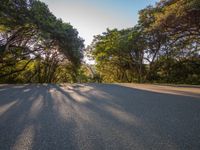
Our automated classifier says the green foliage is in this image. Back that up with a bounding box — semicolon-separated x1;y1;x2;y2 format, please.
89;0;200;84
90;28;145;83
1;0;199;84
0;0;84;83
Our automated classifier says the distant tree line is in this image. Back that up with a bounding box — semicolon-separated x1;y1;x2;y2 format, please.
89;0;200;84
0;0;84;83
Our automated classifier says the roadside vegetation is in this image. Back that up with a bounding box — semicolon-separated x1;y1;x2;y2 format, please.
88;0;200;84
0;0;84;83
0;0;200;84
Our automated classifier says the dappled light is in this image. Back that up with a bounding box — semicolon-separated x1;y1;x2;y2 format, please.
0;84;200;150
68;91;90;103
12;125;35;150
104;105;142;126
0;101;17;116
29;95;44;118
0;0;200;149
23;89;31;92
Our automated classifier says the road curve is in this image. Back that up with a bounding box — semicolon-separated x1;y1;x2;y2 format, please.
0;84;200;150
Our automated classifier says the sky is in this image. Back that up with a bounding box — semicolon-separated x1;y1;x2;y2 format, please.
41;0;158;46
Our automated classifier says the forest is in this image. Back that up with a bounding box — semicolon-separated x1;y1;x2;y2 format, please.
0;0;200;84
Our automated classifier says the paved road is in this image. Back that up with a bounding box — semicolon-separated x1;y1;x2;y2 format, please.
0;84;200;150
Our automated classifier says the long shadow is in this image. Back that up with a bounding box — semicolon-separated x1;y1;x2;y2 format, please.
0;84;200;150
0;84;44;150
51;85;113;149
57;83;200;150
31;84;79;150
0;84;80;150
0;84;31;106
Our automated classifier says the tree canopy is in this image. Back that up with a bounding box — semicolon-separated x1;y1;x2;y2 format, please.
90;0;200;84
0;0;84;83
1;0;199;84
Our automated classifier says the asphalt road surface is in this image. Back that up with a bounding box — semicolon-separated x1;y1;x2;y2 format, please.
0;83;200;150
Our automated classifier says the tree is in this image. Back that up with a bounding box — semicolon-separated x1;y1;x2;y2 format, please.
0;0;84;83
89;0;200;84
90;28;146;83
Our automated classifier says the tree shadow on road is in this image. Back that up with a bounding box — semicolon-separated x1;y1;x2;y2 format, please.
0;84;45;149
55;83;200;150
0;83;200;150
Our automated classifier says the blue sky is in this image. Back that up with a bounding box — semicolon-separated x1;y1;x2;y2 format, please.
41;0;158;46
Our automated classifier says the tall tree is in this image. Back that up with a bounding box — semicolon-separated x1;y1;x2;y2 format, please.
0;0;84;83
